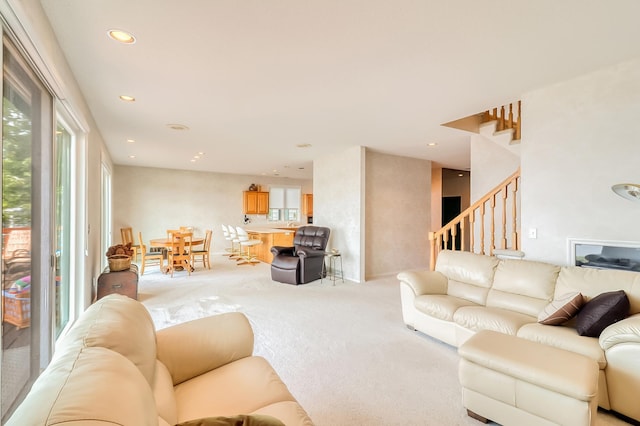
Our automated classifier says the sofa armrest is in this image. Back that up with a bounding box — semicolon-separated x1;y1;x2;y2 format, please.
156;312;254;385
296;247;325;258
397;269;448;296
599;313;640;350
270;246;294;256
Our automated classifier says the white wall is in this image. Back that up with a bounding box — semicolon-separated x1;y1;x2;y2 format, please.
113;166;311;254
521;58;640;264
314;146;365;283
470;135;520;201
365;151;431;278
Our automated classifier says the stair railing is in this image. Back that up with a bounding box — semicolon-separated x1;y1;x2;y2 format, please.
428;168;521;270
483;101;521;140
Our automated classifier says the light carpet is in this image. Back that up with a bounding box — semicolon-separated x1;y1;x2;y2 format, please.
137;255;631;426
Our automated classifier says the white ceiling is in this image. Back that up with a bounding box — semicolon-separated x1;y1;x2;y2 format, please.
40;0;640;180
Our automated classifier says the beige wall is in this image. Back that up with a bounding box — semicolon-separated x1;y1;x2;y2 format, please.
365;151;431;278
113;166;311;254
314;146;365;282
521;57;640;264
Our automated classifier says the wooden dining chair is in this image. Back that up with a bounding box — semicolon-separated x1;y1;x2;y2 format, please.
120;227;141;262
137;232;163;275
191;229;212;270
166;231;193;277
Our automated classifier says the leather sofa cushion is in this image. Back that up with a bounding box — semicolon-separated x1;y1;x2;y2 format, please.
436;250;498;305
55;293;157;384
7;347;157;425
486;259;559;317
414;294;478;321
154;360;178;425
556;266;640;315
453;306;536;335
174;356;299;422
517;323;606;368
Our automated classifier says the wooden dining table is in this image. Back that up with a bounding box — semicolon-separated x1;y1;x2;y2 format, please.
149;236;205;249
149;236;205;274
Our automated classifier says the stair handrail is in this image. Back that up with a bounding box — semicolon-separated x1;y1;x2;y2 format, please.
429;168;521;270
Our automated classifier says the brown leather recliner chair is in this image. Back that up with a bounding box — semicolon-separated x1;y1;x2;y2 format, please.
270;226;330;285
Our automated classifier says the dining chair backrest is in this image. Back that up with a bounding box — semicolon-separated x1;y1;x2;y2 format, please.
203;229;213;250
166;229;181;239
121;227;134;245
137;231;163;275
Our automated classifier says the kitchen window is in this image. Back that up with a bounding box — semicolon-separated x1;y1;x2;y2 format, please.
268;186;300;222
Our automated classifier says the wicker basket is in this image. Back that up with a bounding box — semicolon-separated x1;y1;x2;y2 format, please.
108;255;132;272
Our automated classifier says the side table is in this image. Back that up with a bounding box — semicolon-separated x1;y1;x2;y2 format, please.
321;252;344;285
97;264;139;300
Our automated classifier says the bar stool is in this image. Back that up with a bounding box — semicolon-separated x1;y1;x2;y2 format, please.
235;227;261;266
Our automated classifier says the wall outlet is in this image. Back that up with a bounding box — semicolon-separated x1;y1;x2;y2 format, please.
528;228;537;239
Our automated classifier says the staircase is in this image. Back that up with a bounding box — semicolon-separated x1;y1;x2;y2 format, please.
430;102;523;271
429;168;521;270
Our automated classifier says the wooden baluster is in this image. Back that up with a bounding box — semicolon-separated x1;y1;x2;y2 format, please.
469;211;475;253
490;195;496;255
508;103;514;129
460;218;466;251
429;232;436;271
451;224;458;251
501;186;508;249
498;106;505;131
511;177;519;250
515;101;522;140
480;204;486;255
492;107;498;122
443;231;450;252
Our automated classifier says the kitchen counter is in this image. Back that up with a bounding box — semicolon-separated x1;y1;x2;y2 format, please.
244;227;297;263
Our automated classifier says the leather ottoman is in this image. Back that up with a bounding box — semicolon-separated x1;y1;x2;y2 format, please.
458;330;599;426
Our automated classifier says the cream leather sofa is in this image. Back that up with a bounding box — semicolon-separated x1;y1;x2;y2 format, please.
7;294;313;426
398;250;640;423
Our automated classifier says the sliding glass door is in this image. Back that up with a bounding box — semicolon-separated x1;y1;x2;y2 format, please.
1;37;53;421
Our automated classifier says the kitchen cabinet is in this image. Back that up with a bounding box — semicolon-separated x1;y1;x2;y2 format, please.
303;193;313;216
243;191;269;214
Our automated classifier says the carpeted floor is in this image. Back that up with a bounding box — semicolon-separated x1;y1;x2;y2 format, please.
138;255;632;426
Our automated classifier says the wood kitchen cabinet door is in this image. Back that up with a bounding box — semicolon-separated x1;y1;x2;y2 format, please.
243;191;269;214
303;194;313;216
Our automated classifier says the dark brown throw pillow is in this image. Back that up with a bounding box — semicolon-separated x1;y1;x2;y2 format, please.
176;415;285;426
575;290;630;337
538;292;584;325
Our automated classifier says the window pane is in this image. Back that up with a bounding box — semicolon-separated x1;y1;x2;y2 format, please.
54;122;71;337
2;46;34;420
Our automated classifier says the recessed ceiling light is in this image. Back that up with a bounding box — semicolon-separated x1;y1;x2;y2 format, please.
458;173;464;177
190;159;196;163
126;139;135;143
108;29;136;44
296;143;312;148
193;155;200;159
167;123;189;131
428;142;438;147
119;95;135;102
129;155;136;159
198;152;205;155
